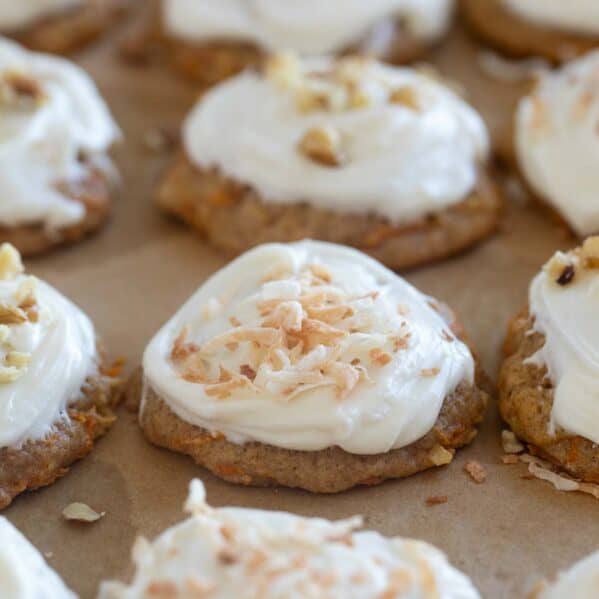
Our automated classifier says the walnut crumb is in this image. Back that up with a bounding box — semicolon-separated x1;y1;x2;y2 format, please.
425;495;448;506
581;236;599;268
298;125;346;167
429;445;454;466
464;461;487;483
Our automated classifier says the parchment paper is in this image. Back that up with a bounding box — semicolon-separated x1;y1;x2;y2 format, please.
4;12;598;599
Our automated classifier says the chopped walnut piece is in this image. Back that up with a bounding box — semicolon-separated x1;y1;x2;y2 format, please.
429;445;454;466
240;364;257;381
389;86;420;110
580;236;599;268
369;348;392;367
544;252;574;284
464;461;487;483
0;244;24;281
298;124;346;168
0;304;27;325
501;430;525;454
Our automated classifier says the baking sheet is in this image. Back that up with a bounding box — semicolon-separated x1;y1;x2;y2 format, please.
4;11;598;599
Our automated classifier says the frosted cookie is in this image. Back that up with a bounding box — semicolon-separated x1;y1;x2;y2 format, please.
2;0;129;54
158;54;500;270
513;50;599;237
533;551;599;599
461;0;599;63
0;38;120;257
0;244;121;510
136;240;489;493
500;238;599;484
158;0;455;85
0;516;76;598
99;479;481;599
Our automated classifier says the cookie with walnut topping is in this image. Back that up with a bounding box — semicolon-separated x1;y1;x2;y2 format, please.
158;53;501;271
148;0;454;86
461;0;599;63
137;240;488;493
0;38;120;257
499;237;599;485
4;0;130;54
0;244;122;510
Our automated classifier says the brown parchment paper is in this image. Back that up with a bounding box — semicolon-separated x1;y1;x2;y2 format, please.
3;11;598;599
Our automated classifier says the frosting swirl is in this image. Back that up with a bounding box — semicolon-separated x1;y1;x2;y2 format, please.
538;551;599;599
0;0;82;31
528;238;599;446
0;244;98;448
99;479;481;599
516;50;599;236
0;516;76;599
163;0;454;54
0;37;119;231
183;55;489;225
501;0;599;36
143;240;475;455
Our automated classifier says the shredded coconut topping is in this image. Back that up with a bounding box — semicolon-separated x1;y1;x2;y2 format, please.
171;262;411;402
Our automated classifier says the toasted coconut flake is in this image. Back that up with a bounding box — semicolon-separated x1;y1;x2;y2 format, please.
62;503;105;523
501;430;525;454
429;445;454;466
369;348;392;367
421;367;440;378
262;301;304;333
0;303;27;325
425;495;448;506
389;86;420;110
0;366;22;384
464;461;487;483
201;327;282;354
580;236;599;268
0;244;24;281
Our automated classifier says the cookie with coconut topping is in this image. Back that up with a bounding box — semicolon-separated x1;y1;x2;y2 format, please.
0;516;76;598
153;0;454;85
0;38;120;256
136;240;488;493
158;54;501;270
0;243;121;509
461;0;599;63
511;50;599;237
1;0;130;54
532;550;599;599
499;237;599;485
99;478;481;599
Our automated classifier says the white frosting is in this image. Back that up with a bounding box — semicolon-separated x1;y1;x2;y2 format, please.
501;0;599;36
0;0;82;31
99;479;480;599
163;0;454;53
0;516;77;599
184;57;489;225
142;241;475;455
0;37;119;231
529;252;599;446
0;254;98;448
516;51;599;237
540;551;599;599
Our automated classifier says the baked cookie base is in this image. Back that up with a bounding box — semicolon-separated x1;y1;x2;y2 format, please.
136;377;487;494
461;0;599;63
0;161;115;257
157;158;502;271
11;0;130;54
500;310;599;483
0;369;122;510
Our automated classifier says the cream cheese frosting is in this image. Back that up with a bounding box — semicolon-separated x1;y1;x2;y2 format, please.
515;50;599;236
528;239;599;446
0;37;119;231
183;55;489;225
0;0;83;32
99;478;481;599
501;0;599;36
538;551;599;599
162;0;454;53
0;516;77;599
0;244;98;448
142;240;475;455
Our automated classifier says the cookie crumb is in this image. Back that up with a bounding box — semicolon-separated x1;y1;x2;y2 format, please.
62;503;105;523
464;461;487;483
501;430;525;454
298;125;346;167
429;445;454;466
425;495;448;506
501;454;520;465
